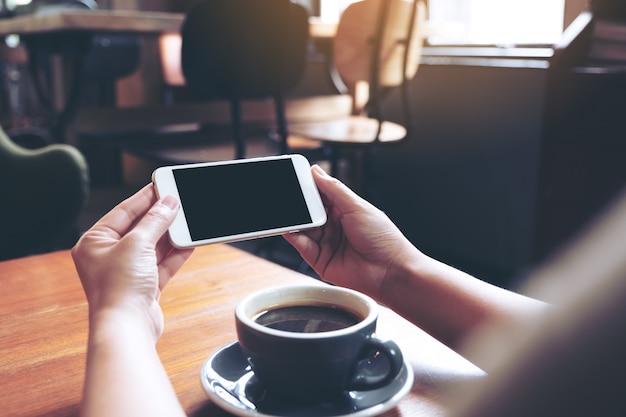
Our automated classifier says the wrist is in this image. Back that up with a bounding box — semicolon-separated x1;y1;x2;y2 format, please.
88;304;162;346
378;246;427;306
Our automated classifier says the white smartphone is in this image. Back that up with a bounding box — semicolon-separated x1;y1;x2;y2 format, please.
152;154;327;248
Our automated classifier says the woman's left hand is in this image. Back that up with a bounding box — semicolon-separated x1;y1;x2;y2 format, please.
72;184;194;340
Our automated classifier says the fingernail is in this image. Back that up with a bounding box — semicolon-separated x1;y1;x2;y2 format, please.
312;164;328;176
161;195;179;210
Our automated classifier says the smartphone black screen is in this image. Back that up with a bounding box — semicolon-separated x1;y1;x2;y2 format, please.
173;159;313;241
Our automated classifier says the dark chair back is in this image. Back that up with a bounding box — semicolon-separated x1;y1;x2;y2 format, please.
180;0;309;158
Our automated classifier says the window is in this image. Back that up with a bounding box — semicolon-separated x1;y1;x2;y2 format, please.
427;0;566;46
318;0;565;46
318;0;359;22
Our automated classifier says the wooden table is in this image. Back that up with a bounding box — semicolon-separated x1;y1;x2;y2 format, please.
0;9;334;39
0;244;484;417
0;9;183;35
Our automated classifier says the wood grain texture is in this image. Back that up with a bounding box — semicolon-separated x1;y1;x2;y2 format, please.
0;10;334;38
0;10;183;36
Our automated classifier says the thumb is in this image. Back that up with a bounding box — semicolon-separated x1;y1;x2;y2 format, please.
312;164;366;213
131;195;179;245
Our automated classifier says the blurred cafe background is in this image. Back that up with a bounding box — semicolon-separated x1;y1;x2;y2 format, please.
1;0;625;291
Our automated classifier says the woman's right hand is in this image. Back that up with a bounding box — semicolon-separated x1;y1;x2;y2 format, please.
284;165;422;300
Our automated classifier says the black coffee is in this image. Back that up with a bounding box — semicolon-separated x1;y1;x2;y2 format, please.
255;304;361;333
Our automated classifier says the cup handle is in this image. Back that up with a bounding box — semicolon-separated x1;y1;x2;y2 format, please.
346;337;404;391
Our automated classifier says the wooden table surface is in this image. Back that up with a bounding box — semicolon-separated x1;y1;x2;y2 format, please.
0;9;335;38
0;244;484;417
0;9;184;36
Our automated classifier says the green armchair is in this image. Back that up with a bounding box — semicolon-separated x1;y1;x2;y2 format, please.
0;126;89;260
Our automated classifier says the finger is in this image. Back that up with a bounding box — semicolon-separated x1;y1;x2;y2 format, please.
284;195;342;257
283;231;315;253
88;184;156;240
154;227;188;266
311;165;366;215
129;195;180;247
157;247;195;290
283;232;320;268
155;232;175;263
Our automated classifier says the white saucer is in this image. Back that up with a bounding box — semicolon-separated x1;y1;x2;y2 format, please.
200;341;414;417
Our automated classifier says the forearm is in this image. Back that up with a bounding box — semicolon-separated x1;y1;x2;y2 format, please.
380;250;550;350
81;311;186;417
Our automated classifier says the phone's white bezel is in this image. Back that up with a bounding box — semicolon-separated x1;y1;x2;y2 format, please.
152;154;327;248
